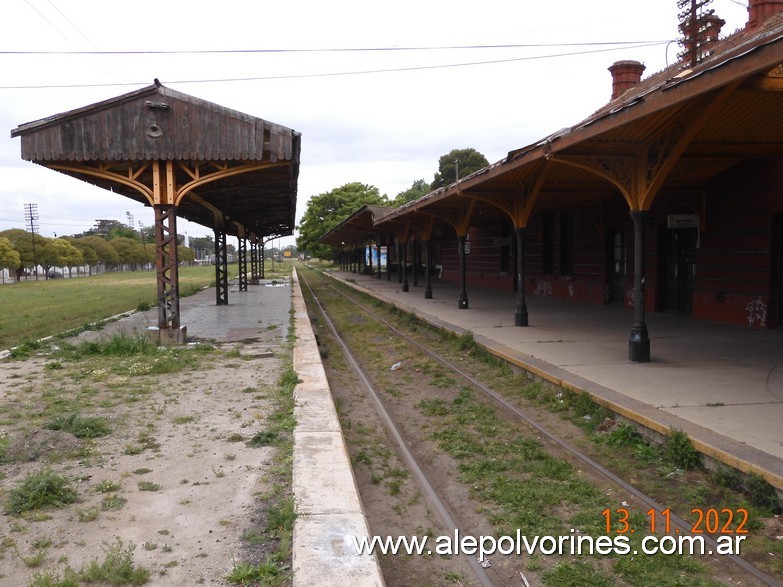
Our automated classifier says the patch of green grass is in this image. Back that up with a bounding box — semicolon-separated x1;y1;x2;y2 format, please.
172;415;195;425
665;428;703;470
80;540;150;585
542;561;615;586
5;469;78;514
246;430;277;447
101;495;127;511
226;561;283;585
95;480;121;493
137;481;161;492
46;413;111;439
28;567;80;587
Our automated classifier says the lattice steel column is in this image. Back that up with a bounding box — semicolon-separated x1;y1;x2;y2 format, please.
250;241;259;285
154;204;181;332
238;237;248;292
215;227;228;305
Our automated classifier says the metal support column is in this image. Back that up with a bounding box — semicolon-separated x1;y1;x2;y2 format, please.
402;241;409;292
368;241;373;276
215;227;228;306
514;227;528;326
238;237;248;292
629;210;650;362
154;204;182;337
376;239;382;279
397;241;402;284
250;240;259;285
424;239;433;299
412;239;419;287
458;235;469;309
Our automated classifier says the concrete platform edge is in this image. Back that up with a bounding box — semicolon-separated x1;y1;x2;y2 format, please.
330;272;783;492
290;269;385;587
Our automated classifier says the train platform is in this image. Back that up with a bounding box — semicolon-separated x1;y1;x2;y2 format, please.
326;269;783;493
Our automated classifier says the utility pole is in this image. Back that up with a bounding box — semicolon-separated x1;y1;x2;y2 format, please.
677;0;715;67
24;203;39;281
126;211;134;230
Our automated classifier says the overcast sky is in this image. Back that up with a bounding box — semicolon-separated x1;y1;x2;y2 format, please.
1;0;749;247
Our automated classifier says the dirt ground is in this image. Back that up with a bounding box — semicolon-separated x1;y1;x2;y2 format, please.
0;328;287;586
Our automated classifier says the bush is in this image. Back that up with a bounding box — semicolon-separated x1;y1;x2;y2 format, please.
46;414;111;439
6;469;78;514
746;472;781;513
665;429;702;471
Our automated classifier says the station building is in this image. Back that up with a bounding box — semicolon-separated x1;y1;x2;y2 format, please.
321;0;783;362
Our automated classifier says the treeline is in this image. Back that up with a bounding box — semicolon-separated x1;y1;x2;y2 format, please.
0;227;199;281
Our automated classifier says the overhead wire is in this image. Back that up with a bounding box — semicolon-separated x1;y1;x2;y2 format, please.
0;40;669;89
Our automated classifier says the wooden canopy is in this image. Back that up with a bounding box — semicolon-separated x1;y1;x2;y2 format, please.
377;13;783;233
318;205;394;246
11;81;300;240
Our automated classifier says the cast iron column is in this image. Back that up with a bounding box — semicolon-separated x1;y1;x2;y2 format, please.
424;239;433;299
401;241;409;292
238;237;248;292
629;210;650;362
514;226;528;326
215;227;228;306
397;242;403;284
412;239;419;287
458;235;469;309
377;239;383;279
154;204;180;332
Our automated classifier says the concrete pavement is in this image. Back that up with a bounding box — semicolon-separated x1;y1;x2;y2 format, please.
328;269;783;492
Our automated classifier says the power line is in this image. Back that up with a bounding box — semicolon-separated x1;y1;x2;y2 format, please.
0;40;673;55
0;41;669;90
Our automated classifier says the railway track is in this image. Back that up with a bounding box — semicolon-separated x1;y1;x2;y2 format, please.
298;266;782;587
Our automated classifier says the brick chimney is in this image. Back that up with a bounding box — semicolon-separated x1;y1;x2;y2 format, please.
702;14;726;57
608;60;646;100
747;0;783;30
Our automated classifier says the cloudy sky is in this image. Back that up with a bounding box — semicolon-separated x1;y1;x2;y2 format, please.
0;0;749;247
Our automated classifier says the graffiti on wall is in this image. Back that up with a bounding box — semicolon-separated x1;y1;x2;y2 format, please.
745;296;767;328
534;280;552;296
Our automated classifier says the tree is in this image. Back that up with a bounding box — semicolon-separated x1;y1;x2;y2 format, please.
109;237;146;269
389;179;431;207
40;239;84;277
65;237;99;276
430;148;489;190
0;237;21;280
0;228;50;280
178;245;195;264
80;236;119;269
296;182;387;260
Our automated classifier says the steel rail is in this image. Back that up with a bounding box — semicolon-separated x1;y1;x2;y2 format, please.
299;271;496;587
312;269;782;587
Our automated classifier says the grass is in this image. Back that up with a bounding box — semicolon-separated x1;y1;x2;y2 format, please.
0;264;232;351
300;266;783;585
80;540;150;585
45;413;111;439
5;469;78;514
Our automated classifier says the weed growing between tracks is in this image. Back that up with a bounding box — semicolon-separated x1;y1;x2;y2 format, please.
299;266;782;586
